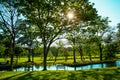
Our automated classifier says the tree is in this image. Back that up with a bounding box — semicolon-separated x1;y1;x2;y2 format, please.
18;0;68;70
52;41;64;62
55;41;69;62
0;0;22;70
18;0;98;70
116;23;120;52
50;47;58;63
91;16;110;61
65;0;98;64
116;23;120;42
112;23;120;54
17;22;39;62
15;46;24;64
77;40;84;61
104;43;117;60
66;29;78;63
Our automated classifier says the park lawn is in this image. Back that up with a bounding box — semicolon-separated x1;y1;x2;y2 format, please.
0;56;100;64
0;56;116;68
0;67;120;80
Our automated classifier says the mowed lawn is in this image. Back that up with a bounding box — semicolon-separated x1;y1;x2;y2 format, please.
0;67;120;80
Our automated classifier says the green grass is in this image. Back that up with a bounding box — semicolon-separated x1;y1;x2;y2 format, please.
0;56;117;67
0;67;120;80
0;56;120;80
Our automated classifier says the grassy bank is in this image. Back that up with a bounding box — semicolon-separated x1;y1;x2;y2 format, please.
0;67;120;80
0;56;115;65
0;56;117;70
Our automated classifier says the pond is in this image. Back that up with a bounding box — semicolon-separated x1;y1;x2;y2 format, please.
12;60;120;72
1;60;120;72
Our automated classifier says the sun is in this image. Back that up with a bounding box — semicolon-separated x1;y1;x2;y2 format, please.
67;12;74;19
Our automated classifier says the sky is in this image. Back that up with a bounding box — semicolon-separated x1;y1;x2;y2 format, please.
89;0;120;26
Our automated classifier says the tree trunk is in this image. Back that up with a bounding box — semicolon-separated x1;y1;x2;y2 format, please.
54;49;58;63
16;55;19;64
80;52;83;61
32;49;34;62
80;54;83;61
43;48;47;70
54;55;57;62
10;53;14;70
28;49;31;62
78;46;83;61
43;42;47;70
43;42;51;71
87;45;92;61
64;52;68;62
73;37;76;64
73;48;76;64
10;36;15;71
99;43;102;61
89;53;92;61
74;66;76;71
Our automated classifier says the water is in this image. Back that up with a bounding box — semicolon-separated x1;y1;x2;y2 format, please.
12;60;120;72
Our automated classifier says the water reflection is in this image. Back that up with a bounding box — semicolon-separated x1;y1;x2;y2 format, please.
9;60;120;72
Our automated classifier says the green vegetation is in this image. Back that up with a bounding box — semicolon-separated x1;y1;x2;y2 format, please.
0;0;120;79
0;55;117;69
0;67;120;80
0;0;120;73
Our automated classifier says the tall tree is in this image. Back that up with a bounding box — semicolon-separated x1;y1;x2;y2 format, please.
96;17;110;61
76;35;84;61
0;0;21;70
65;0;98;64
18;0;98;70
89;16;110;61
18;0;68;70
116;23;120;41
17;22;39;62
114;23;120;54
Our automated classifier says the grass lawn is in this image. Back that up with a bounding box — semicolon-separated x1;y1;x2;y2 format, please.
0;67;120;80
0;56;107;65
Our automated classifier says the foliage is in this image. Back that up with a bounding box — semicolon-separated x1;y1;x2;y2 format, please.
50;47;58;57
104;43;117;60
0;0;23;69
34;47;43;57
0;44;6;57
0;0;119;71
15;46;24;57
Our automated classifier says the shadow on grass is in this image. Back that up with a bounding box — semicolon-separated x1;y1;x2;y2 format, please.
0;72;28;80
1;67;120;80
